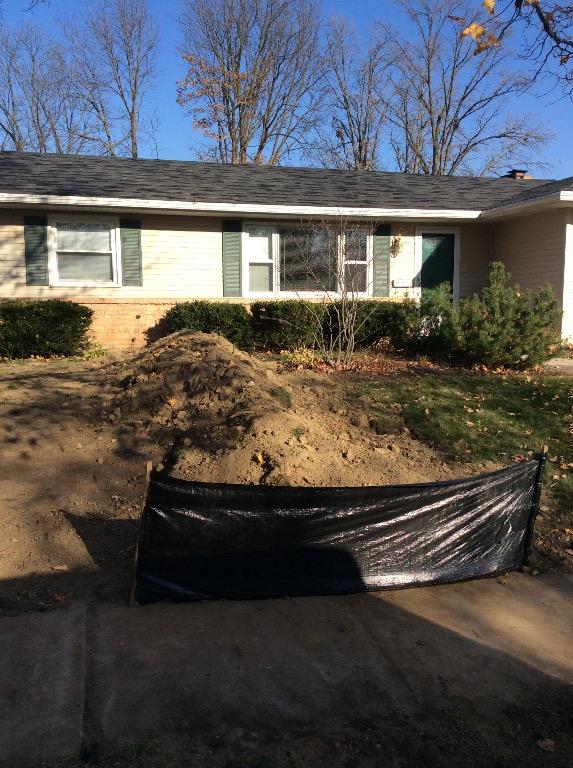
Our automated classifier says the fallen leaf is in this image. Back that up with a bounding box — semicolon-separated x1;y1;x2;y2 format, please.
465;420;475;427
536;738;555;753
53;592;72;603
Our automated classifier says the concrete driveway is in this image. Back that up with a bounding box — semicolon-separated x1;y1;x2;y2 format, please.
1;571;572;768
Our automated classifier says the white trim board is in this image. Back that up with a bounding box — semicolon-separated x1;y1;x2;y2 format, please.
0;188;570;222
414;226;461;302
0;191;482;221
562;211;573;341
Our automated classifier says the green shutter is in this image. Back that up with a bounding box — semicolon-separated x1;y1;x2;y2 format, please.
222;219;242;297
372;223;391;297
24;216;48;286
120;219;143;287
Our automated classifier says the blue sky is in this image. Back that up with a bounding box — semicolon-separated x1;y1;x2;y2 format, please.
3;0;571;177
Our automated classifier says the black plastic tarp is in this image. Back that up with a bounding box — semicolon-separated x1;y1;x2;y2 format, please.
133;457;545;604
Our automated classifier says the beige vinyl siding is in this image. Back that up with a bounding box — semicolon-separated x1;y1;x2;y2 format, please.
491;209;567;307
2;213;489;302
0;211;26;300
458;223;491;297
0;212;223;299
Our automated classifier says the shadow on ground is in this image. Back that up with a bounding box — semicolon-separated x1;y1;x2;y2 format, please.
0;569;571;768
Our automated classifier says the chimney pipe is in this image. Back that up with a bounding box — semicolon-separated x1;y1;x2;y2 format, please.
504;169;533;180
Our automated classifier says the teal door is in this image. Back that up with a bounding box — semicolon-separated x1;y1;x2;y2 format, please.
421;233;455;291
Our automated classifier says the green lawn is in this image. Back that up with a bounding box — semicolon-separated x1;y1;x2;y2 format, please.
358;370;573;521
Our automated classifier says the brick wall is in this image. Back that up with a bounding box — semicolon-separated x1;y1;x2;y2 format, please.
75;297;257;351
75;299;179;351
76;296;410;352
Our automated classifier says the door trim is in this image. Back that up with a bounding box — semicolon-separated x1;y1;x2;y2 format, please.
414;226;460;302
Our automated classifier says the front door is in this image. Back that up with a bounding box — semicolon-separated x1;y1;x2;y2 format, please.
420;233;455;292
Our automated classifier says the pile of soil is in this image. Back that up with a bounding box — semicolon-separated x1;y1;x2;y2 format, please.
112;331;485;487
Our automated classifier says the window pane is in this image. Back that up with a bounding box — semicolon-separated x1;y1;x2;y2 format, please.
247;226;272;261
345;228;369;262
344;263;367;293
279;227;336;292
249;263;273;292
57;222;111;252
57;252;113;281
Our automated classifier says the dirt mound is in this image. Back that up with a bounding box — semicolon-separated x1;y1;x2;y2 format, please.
113;331;483;487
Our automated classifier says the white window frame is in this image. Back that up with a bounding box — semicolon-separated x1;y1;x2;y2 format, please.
48;214;122;288
414;226;460;302
339;228;373;298
242;223;277;298
242;222;373;299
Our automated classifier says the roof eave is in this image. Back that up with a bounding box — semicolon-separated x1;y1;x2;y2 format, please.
480;191;573;221
0;192;482;220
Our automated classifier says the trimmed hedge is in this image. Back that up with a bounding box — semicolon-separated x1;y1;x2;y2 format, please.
160;266;560;370
163;301;253;350
251;300;325;350
162;299;420;353
251;300;419;352
329;299;419;350
0;299;93;358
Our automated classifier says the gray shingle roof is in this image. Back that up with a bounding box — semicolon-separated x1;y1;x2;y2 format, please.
492;175;573;208
0;151;567;212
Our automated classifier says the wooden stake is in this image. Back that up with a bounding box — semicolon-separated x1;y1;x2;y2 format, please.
129;460;153;606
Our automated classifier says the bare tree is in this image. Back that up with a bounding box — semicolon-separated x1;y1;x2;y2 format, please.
62;0;158;158
270;218;378;366
385;0;550;175
62;21;120;156
178;0;322;164
0;0;158;157
0;25;92;153
306;18;391;170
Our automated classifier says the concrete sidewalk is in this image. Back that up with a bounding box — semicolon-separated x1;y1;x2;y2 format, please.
1;572;572;767
545;356;573;374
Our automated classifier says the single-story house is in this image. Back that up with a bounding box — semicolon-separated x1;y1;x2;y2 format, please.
0;152;572;349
